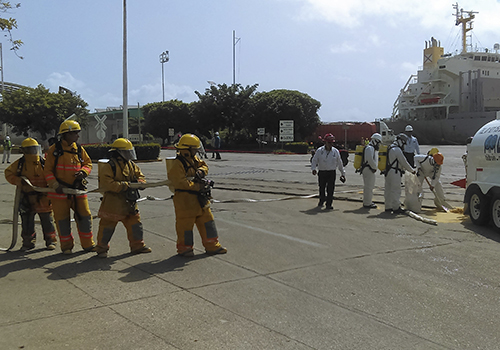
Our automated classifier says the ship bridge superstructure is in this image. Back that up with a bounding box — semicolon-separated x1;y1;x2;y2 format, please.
390;3;500;122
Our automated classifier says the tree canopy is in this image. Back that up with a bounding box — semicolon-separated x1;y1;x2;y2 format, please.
0;2;22;57
142;99;194;145
250;90;321;140
0;84;89;140
142;84;321;146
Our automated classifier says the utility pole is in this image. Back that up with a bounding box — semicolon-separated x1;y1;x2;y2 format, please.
232;30;240;85
122;0;129;138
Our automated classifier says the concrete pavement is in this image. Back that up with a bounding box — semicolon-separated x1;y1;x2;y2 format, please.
1;147;500;349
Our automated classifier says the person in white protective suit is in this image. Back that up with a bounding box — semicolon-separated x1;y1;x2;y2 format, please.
414;149;446;208
361;133;382;209
384;133;416;214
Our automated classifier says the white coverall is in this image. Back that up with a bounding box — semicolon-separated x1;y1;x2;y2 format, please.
414;154;445;204
361;144;378;206
384;144;415;211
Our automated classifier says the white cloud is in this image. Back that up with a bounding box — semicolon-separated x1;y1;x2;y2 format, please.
330;42;360;54
46;72;87;93
296;0;500;33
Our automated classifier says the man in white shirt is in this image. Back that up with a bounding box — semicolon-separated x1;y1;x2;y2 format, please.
311;133;346;210
403;125;420;167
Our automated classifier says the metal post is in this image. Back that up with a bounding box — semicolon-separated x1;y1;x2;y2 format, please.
122;0;128;139
137;102;142;143
159;50;169;102
232;30;240;85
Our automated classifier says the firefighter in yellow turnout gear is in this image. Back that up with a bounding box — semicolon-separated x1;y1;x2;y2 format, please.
5;138;57;251
95;138;152;258
44;120;96;254
168;134;227;257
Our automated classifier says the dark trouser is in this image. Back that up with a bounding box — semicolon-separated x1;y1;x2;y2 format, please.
318;170;336;207
212;150;221;159
403;152;415;167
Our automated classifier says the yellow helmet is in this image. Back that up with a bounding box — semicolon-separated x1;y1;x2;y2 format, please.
58;120;81;135
175;134;200;150
110;138;134;151
109;138;136;161
21;137;39;148
20;137;41;155
428;147;439;156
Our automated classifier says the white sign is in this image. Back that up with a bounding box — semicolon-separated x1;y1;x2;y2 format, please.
280;120;294;128
168;128;175;137
279;134;294;142
94;115;107;142
280;128;293;135
257;128;265;135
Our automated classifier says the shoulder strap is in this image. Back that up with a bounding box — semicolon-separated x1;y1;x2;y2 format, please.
176;154;193;174
16;156;25;176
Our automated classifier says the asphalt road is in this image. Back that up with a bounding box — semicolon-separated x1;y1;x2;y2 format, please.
1;146;500;350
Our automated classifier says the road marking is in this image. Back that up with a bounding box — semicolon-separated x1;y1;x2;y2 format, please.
217;218;323;248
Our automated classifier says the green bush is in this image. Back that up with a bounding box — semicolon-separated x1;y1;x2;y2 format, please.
283;142;309;154
84;143;161;161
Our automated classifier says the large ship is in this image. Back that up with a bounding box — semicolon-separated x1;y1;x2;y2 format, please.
382;3;500;145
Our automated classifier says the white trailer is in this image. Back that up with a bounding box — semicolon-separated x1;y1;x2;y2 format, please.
464;114;500;230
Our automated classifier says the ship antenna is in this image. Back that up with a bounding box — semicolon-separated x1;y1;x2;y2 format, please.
453;3;478;54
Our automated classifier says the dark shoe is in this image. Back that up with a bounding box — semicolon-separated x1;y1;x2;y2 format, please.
317;201;324;208
393;208;406;214
20;244;35;251
83;245;97;253
131;246;152;254
206;247;227;255
325;206;333;210
363;203;377;209
178;249;194;257
385;209;393;213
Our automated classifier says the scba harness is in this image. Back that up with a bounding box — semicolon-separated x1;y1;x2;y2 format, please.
52;141;87;190
174;154;214;208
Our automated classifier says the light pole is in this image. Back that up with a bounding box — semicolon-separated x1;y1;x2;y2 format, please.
232;30;240;85
123;0;128;139
159;50;169;102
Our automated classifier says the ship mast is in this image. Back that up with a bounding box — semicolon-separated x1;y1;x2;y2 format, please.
453;3;478;54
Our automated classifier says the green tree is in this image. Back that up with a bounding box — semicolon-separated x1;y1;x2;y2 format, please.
192;83;258;143
0;84;89;139
250;90;321;140
0;2;22;57
142;100;193;145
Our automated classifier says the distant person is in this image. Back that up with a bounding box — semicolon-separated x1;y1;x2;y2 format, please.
403;125;420;167
212;131;221;159
384;133;416;214
2;135;12;163
360;133;382;209
311;133;346;210
4;138;57;251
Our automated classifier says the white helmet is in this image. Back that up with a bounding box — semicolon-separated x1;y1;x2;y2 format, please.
405;125;413;132
396;133;408;148
5;136;10;140
370;133;382;143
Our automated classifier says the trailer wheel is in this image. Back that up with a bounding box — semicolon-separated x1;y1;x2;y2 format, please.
469;187;489;226
491;195;500;231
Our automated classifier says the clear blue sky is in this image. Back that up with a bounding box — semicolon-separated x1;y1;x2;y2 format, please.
4;0;500;123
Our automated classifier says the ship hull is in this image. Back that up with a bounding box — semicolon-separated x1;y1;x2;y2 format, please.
384;112;499;145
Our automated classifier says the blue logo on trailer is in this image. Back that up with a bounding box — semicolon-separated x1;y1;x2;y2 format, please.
484;134;498;152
